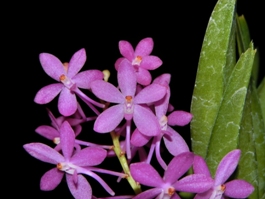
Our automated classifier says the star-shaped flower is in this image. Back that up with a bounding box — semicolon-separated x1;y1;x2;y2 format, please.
24;121;115;199
34;48;104;116
130;152;214;199
91;59;166;158
115;37;162;85
193;149;254;199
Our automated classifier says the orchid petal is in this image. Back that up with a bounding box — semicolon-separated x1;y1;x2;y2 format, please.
140;56;162;70
118;59;136;96
58;87;77;116
60;121;75;161
133;188;162;199
214;149;241;186
94;105;124;133
39;53;65;81
118;40;134;61
66;174;92;199
193;155;211;177
164;152;194;183
34;83;63;104
135;37;154;56
23;143;64;164
40;168;64;191
174;174;214;193
153;74;171;85
133;105;160;136
71;147;107;166
67;48;86;78
130;162;164;187
91;80;123;103
72;70;103;89
114;57;125;70
163;127;190;156
224;179;254;198
135;67;152;86
35;125;59;140
134;84;166;104
167;111;193;126
131;128;151;147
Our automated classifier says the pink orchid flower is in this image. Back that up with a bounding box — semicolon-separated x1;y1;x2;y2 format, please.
34;48;104;116
91;59;166;158
193;149;254;199
24;121;115;199
115;37;162;85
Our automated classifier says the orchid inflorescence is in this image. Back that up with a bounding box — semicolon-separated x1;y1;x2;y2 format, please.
24;37;254;199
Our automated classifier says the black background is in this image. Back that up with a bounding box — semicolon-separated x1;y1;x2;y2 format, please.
14;1;264;198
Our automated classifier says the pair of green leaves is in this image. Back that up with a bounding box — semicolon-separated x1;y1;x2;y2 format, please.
190;0;265;198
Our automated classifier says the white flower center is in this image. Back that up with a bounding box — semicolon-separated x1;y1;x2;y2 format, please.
132;55;142;66
209;184;226;199
124;96;134;114
159;115;168;130
59;74;76;91
57;162;76;175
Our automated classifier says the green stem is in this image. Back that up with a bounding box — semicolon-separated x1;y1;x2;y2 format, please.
110;131;141;194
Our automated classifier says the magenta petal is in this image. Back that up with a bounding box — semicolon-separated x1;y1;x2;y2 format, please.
67;48;86;78
72;70;103;89
134;37;154;56
193;155;211;177
167;111;193;126
71;147;107;166
91;80;123;103
164;152;194;183
174;174;214;193
163;127;190;156
60;121;75;160
133;188;162;199
140;56;162;70
119;40;134;60
35;125;59;140
133;105;160;136
39;53;65;81
134;83;166;104
114;57;124;70
135;67;152;86
94;105;124;133
225;179;254;198
58;87;77;116
23;143;64;164
118;59;136;96
131;128;151;147
40;168;64;191
153;73;171;85
130;162;164;187
34;83;63;104
194;190;213;199
214;149;241;186
66;174;92;199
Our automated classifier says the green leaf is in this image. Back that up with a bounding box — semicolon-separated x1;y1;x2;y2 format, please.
258;77;265;126
191;0;237;158
251;82;265;197
236;15;260;86
236;84;259;199
236;15;251;55
206;47;256;175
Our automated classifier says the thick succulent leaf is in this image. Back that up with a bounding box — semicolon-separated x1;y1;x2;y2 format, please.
206;47;256;175
236;85;259;199
190;0;237;158
250;83;265;197
258;77;265;127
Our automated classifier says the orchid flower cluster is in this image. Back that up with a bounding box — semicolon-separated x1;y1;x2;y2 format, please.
24;0;265;198
24;37;254;199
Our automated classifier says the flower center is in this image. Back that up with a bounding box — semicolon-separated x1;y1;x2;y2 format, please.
53;137;60;144
210;184;226;199
63;62;69;73
159;115;168;130
132;55;142;66
124;96;134;116
167;187;175;196
57;162;76;174
59;74;76;90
